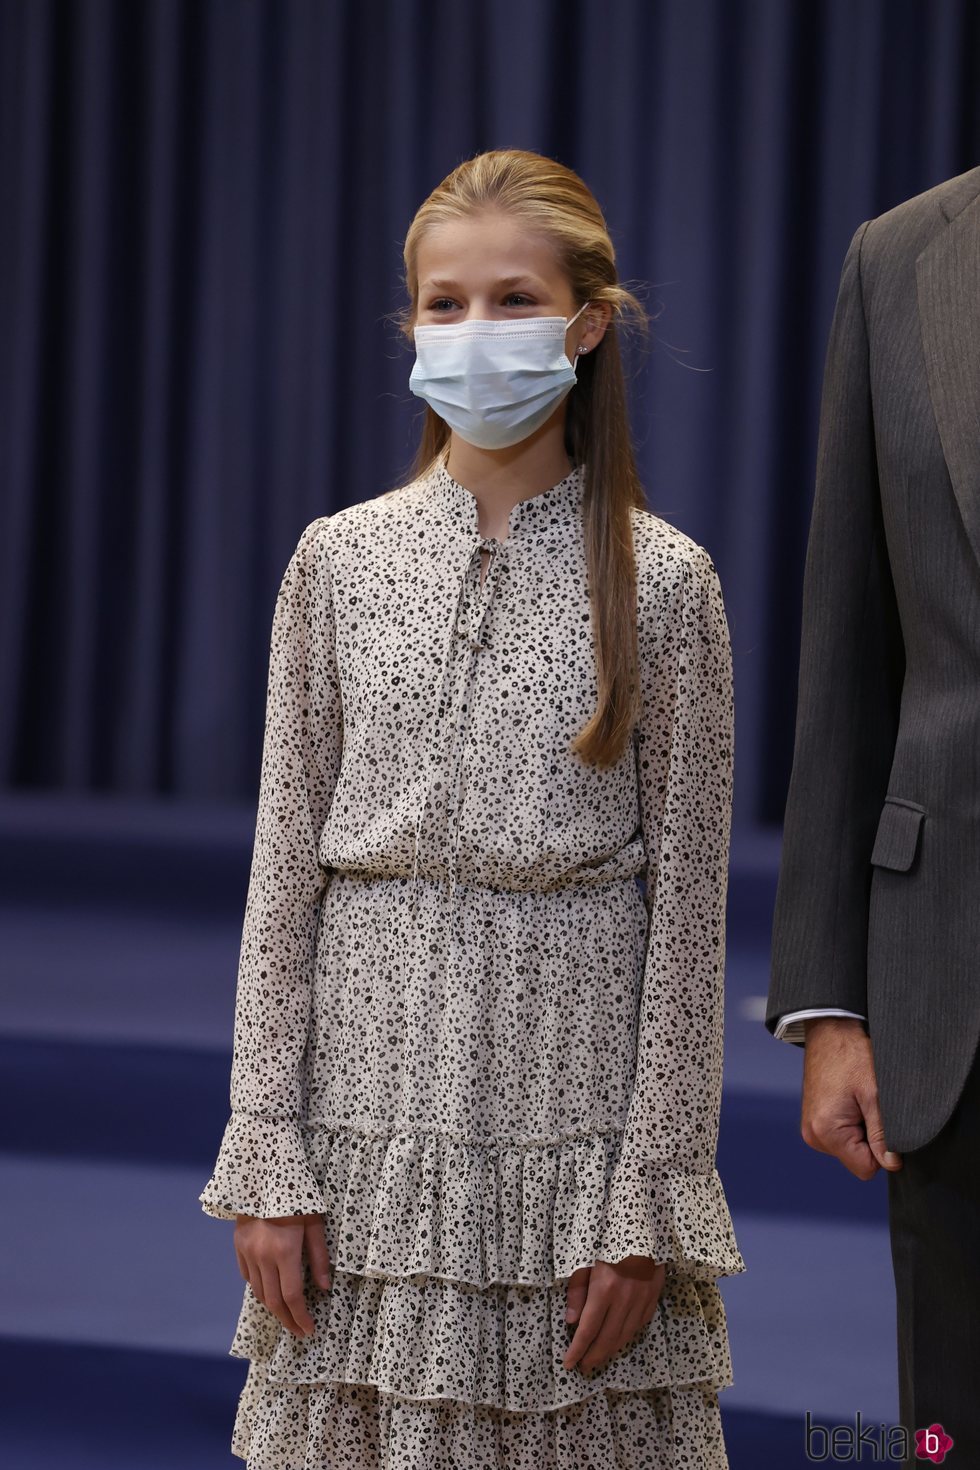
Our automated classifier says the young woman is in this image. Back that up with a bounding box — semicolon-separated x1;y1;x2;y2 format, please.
199;147;746;1470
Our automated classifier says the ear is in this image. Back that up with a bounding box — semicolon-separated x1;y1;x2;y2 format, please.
581;301;613;350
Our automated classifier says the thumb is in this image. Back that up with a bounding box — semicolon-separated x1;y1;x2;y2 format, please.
305;1219;333;1288
564;1267;590;1323
863;1097;903;1171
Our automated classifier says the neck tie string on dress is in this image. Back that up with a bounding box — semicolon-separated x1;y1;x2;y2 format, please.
410;537;501;933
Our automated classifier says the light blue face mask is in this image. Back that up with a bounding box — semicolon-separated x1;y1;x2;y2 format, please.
408;300;592;450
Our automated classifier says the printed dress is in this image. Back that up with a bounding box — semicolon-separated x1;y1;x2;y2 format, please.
198;448;747;1469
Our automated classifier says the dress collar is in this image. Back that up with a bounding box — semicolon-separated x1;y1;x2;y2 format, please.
427;447;587;540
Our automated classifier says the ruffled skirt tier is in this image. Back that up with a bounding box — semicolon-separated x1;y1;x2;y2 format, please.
231;1259;732;1404
301;1125;746;1288
225;1123;740;1468
231;1371;728;1470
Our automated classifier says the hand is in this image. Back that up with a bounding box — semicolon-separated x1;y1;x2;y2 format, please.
233;1212;333;1339
562;1255;665;1374
801;1016;903;1180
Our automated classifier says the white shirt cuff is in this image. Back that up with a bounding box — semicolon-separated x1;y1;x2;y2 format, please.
773;1007;868;1044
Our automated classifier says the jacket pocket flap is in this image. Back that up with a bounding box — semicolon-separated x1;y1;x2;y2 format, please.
870;799;925;871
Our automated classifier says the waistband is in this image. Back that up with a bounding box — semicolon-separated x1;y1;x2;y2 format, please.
323;866;645;901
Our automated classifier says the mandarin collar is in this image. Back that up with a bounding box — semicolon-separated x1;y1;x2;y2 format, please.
427;450;587;541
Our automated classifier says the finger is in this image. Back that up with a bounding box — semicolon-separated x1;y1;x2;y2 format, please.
861;1094;904;1171
564;1288;588;1324
612;1293;651;1356
277;1252;316;1337
824;1105;888;1180
234;1241;252;1286
253;1257;272;1313
803;1106;880;1179
577;1295;632;1372
800;1100;839;1157
305;1219;333;1289
836;1133;883;1181
637;1267;664;1329
257;1257;309;1339
562;1287;612;1372
582;1292;650;1372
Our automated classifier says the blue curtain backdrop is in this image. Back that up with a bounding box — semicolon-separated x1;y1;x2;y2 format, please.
1;0;978;827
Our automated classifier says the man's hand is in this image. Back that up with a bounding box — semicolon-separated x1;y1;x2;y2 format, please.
233;1213;333;1339
801;1016;903;1179
562;1256;665;1374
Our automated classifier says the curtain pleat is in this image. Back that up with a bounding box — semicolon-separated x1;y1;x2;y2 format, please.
0;0;977;818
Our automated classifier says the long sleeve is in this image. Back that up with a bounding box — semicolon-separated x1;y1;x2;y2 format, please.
773;1006;868;1045
597;545;745;1282
199;516;343;1221
766;218;905;1035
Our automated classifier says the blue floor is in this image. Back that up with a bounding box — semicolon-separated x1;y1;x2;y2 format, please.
0;793;904;1467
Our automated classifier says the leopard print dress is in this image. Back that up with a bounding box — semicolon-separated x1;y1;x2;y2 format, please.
198;446;747;1469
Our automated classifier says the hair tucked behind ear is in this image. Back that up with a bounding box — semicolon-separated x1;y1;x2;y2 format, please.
390;148;652;770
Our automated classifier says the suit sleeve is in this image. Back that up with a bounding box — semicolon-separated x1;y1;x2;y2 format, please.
199;516;343;1220
766;218;906;1039
597;545;746;1282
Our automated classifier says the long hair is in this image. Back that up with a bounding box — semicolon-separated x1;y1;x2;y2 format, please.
391;149;652;769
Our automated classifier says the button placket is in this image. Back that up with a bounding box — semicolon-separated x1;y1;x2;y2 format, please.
409;534;509;927
445;539;505;924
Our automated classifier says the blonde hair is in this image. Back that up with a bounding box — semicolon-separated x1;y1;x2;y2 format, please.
392;148;652;769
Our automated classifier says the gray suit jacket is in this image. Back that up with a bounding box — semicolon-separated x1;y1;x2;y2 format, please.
766;163;980;1154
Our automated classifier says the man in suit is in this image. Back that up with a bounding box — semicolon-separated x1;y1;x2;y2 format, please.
766;163;980;1467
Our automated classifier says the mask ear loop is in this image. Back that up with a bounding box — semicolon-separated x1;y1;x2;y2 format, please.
572;300;592;377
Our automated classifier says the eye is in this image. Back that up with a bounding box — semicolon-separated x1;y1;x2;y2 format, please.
424;292;537;313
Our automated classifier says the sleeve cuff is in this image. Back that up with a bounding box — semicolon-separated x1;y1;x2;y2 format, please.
773;1008;868;1044
198;1111;327;1221
596;1161;747;1281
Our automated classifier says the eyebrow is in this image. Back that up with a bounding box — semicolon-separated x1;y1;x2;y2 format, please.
421;274;547;292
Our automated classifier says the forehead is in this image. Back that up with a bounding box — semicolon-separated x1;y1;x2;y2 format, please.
417;213;563;290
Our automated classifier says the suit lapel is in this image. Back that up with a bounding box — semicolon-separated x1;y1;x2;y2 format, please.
916;179;980;578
